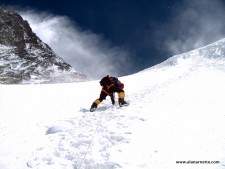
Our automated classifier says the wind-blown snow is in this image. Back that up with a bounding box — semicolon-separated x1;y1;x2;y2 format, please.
1;39;225;168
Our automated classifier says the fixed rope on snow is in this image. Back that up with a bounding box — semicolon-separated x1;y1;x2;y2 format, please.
78;111;104;169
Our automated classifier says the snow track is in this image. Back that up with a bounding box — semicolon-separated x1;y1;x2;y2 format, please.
26;103;144;169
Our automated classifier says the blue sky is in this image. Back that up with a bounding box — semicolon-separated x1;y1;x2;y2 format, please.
1;0;225;78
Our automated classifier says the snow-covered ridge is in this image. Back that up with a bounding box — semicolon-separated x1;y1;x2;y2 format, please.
142;38;225;73
0;7;87;84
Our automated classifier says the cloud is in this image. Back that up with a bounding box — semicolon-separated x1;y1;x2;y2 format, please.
19;9;132;79
154;0;225;56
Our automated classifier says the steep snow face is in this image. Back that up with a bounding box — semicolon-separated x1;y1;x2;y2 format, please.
0;39;225;169
148;38;225;70
0;8;87;84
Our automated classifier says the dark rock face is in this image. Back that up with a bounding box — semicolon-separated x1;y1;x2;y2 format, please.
0;8;87;84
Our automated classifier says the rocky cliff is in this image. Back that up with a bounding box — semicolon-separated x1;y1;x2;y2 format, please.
0;7;87;84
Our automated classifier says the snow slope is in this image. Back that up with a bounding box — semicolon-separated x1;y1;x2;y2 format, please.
1;41;225;168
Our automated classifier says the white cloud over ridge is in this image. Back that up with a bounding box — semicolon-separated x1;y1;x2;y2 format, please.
20;10;132;80
154;0;225;56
